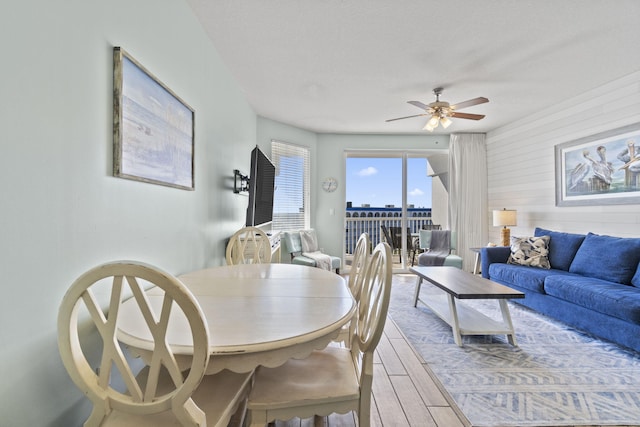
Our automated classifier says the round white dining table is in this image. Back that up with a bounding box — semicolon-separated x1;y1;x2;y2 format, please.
117;263;355;374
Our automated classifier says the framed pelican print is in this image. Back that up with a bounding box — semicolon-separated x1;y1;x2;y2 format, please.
555;123;640;206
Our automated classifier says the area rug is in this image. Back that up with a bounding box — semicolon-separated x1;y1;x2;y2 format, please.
388;274;640;427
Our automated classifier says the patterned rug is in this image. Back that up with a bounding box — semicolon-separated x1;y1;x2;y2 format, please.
388;274;640;427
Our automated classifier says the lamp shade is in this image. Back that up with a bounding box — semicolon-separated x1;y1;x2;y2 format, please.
493;209;517;227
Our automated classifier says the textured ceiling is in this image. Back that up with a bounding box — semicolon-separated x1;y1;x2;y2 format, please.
186;0;640;135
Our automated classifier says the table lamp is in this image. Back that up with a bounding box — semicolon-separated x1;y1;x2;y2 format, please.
493;208;517;246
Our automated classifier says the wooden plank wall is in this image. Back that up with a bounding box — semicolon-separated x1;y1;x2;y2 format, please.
486;71;640;242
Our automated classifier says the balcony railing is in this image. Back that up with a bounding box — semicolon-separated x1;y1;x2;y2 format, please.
344;215;435;255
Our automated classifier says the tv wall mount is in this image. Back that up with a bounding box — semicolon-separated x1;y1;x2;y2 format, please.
233;169;249;193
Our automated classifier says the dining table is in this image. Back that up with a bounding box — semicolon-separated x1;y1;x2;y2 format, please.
116;263;355;374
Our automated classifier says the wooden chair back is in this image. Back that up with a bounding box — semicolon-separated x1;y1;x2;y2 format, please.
353;242;392;355
335;232;372;347
244;242;392;427
347;233;371;299
226;226;272;265
57;261;210;426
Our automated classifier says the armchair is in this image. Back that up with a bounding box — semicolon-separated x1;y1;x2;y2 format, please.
416;230;463;269
281;229;341;273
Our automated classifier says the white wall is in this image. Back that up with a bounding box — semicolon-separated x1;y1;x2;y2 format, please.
487;71;640;242
0;1;256;426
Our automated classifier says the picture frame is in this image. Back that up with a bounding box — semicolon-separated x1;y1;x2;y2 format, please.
555;123;640;206
113;47;195;190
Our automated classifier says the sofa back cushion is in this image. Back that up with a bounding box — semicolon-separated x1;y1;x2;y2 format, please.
633;264;640;288
569;233;640;284
534;228;585;271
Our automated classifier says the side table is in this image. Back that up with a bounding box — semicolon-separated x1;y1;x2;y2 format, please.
469;247;484;275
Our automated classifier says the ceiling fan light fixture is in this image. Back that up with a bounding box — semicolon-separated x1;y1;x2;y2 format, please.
386;88;488;130
427;115;440;128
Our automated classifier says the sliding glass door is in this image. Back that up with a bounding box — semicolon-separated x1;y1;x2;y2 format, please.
345;152;433;272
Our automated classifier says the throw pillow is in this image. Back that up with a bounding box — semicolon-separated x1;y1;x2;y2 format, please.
507;235;551;269
569;232;640;284
534;227;586;271
300;229;319;252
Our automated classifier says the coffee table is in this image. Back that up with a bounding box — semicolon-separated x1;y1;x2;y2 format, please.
409;266;524;346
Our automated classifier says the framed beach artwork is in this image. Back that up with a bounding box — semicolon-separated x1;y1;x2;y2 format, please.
555;123;640;206
113;47;194;190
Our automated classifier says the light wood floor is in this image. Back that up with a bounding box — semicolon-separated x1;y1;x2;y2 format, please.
266;317;471;427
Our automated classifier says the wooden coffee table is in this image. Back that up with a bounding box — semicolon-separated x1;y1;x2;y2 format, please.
410;266;525;346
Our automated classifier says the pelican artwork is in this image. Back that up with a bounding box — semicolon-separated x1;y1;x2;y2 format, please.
617;139;640;188
583;146;614;185
569;162;589;190
617;140;640;173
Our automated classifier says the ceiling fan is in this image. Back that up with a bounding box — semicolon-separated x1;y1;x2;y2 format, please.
386;87;489;131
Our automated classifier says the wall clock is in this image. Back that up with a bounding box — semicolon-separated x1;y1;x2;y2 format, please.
322;177;338;193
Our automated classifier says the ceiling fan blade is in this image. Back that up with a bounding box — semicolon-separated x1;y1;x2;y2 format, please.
385;113;427;122
407;100;430;110
450;112;485;120
450;97;489;110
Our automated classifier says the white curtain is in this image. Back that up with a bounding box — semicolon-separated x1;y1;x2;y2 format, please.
449;133;488;271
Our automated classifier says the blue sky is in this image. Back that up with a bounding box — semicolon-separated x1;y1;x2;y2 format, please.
345;157;432;208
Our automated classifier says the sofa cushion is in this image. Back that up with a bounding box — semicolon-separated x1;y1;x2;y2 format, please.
569;233;640;284
544;274;640;324
534;228;586;271
507;235;551;269
488;263;571;294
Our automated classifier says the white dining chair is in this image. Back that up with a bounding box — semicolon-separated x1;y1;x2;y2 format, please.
226;226;272;265
57;260;253;427
245;242;392;427
334;232;370;346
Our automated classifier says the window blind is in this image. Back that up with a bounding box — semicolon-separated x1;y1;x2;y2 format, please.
271;140;310;231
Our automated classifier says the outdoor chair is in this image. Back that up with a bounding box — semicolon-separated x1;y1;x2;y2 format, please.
389;226;418;265
380;224;401;263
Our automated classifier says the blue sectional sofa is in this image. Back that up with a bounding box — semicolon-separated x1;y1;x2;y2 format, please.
481;228;640;353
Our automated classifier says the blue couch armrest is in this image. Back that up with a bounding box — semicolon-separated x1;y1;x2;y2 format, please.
481;246;511;279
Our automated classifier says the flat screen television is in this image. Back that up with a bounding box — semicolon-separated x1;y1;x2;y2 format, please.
245;146;276;227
